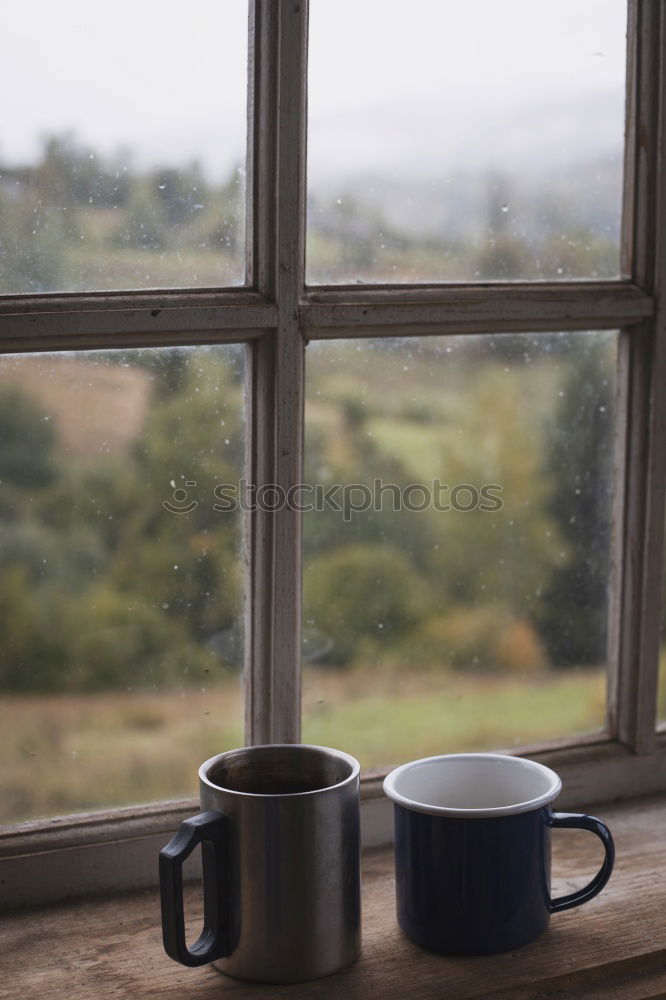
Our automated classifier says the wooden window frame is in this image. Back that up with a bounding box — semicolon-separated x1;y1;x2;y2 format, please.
2;0;666;907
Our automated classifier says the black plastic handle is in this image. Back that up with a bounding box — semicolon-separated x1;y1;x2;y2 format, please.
548;811;615;913
159;810;229;966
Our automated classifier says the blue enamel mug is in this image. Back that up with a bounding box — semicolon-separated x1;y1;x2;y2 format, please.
383;753;614;955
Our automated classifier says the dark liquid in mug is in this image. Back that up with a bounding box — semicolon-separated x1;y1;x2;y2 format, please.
207;745;352;796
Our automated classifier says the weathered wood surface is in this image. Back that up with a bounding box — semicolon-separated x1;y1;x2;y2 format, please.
300;281;653;338
608;0;666;758
0;292;276;353
3;795;666;1000
243;0;307;745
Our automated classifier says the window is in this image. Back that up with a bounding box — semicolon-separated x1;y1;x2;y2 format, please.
2;0;666;906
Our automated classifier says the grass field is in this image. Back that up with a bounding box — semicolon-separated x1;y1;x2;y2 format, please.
302;665;606;771
3;657;665;827
0;684;243;824
1;666;610;825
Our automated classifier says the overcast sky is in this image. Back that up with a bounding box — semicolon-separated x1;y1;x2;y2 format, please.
0;0;626;182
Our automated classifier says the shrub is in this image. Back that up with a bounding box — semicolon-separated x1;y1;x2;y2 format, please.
386;606;549;675
304;543;430;667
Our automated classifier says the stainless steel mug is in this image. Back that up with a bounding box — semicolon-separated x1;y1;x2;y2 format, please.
159;743;361;983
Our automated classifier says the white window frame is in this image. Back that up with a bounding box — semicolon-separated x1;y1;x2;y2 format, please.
1;0;666;907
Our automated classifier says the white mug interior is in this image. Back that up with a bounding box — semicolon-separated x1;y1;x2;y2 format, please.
383;753;562;818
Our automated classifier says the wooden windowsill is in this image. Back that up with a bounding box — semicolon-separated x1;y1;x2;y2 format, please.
4;794;666;1000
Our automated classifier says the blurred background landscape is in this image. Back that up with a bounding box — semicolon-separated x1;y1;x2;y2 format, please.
4;1;661;826
0;333;622;821
0;122;620;294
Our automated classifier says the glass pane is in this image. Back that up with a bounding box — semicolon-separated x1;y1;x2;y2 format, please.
0;1;247;293
0;346;244;822
302;332;616;769
307;0;626;284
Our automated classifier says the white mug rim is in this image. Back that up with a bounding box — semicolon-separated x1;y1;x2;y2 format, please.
383;752;562;818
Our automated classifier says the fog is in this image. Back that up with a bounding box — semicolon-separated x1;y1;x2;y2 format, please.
0;0;626;180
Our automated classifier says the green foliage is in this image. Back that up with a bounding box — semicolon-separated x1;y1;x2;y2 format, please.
0;132;621;693
113;175;168;250
0;331;616;692
0;348;244;693
0;520;106;591
304;543;429;666
36;134;128;209
392;607;548;675
0;184;72;292
0;134;243;292
0;385;57;488
1;132;617;293
0;570;221;694
65;585;217;690
537;342;615;665
0;568;46;690
302;334;616;674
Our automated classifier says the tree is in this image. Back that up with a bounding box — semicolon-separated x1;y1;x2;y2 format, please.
0;385;57;489
304;543;429;666
537;341;615;666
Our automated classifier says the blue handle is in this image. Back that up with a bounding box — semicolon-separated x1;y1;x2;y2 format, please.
548;812;615;913
159;810;230;966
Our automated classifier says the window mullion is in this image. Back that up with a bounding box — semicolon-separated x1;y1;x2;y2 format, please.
608;0;666;753
244;0;307;744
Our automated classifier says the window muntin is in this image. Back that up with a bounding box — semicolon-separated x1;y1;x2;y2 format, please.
302;332;616;767
0;346;244;823
0;0;248;294
306;0;626;284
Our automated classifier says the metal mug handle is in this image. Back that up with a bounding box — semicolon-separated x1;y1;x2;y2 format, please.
548;811;615;913
159;810;230;966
